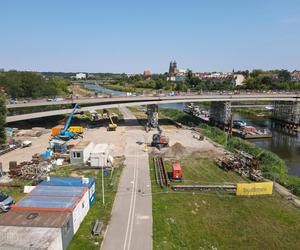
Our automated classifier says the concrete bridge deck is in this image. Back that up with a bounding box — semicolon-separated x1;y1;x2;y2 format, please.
6;94;300;123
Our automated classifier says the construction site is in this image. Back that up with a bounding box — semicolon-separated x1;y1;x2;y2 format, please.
1;103;300;250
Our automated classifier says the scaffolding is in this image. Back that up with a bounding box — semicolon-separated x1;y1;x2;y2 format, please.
145;104;159;131
209;101;232;130
272;101;300;134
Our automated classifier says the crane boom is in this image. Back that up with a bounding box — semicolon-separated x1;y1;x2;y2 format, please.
61;104;79;134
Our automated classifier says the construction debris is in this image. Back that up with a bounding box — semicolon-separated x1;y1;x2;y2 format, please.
8;157;52;180
215;150;262;181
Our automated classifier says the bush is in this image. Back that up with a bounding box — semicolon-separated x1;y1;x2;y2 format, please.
227;137;288;183
287;176;300;196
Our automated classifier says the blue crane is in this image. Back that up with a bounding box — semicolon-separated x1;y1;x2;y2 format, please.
55;103;81;140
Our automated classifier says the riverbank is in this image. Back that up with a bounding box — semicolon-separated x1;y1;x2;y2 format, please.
159;108;300;196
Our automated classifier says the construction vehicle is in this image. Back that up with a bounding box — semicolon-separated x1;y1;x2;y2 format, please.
55;104;82;140
172;162;182;181
151;127;169;149
103;109;117;131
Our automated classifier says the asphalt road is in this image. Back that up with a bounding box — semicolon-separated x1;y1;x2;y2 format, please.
101;107;152;250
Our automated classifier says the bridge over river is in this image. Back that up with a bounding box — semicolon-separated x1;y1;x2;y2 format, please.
6;93;300;124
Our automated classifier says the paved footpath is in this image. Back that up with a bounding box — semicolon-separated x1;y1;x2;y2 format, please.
101;107;152;250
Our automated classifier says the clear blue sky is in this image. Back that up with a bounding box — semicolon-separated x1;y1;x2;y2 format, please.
1;0;300;73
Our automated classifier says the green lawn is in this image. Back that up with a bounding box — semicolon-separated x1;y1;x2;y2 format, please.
151;158;300;250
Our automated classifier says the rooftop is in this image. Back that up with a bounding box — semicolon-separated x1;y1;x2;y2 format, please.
13;195;78;211
40;176;95;187
71;140;92;150
0;210;71;228
30;185;87;197
0;226;61;249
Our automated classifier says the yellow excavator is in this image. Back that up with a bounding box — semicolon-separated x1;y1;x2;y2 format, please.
104;109;117;131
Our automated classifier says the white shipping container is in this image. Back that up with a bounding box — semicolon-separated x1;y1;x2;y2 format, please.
70;141;94;164
90;144;110;167
72;189;90;233
0;226;63;250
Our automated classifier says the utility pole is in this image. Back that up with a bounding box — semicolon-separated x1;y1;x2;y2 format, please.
102;167;105;205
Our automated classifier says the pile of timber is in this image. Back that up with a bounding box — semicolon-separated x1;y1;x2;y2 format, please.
215;150;263;181
172;184;236;192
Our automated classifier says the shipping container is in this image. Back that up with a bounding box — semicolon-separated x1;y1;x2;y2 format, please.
70;141;94;164
0;226;63;250
12;186;90;234
90;143;110;167
0;210;73;250
40;177;96;206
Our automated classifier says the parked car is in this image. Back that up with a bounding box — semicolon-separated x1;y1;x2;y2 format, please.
0;192;14;212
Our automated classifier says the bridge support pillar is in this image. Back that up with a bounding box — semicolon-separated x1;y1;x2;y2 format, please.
209;101;232;132
272;101;300;135
145;104;159;131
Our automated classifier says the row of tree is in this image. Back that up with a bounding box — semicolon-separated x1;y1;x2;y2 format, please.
0;71;70;98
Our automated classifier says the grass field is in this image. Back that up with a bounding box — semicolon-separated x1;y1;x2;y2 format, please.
151;157;300;250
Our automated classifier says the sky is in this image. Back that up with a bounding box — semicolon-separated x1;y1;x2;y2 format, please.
1;0;300;73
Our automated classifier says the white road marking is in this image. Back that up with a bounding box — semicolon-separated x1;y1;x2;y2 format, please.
123;138;139;250
127;144;139;250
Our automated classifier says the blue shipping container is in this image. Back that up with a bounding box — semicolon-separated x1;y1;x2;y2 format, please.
40;177;96;206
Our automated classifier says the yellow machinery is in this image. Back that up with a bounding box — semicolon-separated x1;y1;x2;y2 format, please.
68;126;84;134
104;109;117;131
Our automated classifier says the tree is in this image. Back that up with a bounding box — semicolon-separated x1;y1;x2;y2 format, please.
278;70;291;82
0;96;6;145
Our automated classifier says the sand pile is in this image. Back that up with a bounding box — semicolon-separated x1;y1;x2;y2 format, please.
162;142;189;159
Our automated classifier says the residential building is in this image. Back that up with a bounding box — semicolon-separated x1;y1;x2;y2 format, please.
75;73;87;79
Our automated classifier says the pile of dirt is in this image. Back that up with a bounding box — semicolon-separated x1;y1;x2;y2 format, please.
162;142;189;159
16;127;48;137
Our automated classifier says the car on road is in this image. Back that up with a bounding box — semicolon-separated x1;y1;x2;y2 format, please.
0;192;14;212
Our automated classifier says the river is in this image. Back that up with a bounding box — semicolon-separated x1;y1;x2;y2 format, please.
85;83;127;96
159;103;300;177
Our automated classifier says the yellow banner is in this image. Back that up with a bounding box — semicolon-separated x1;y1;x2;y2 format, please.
236;182;273;196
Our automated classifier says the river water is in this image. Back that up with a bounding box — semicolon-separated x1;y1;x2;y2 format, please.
84;85;300;177
159;103;300;177
85;83;127;96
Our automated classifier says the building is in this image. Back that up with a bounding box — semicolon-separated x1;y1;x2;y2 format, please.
40;177;96;206
70;141;94;164
90;144;111;168
169;60;178;76
291;70;300;81
0;179;94;250
233;74;246;86
75;73;87;79
13;185;90;234
0;210;73;250
143;70;152;76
